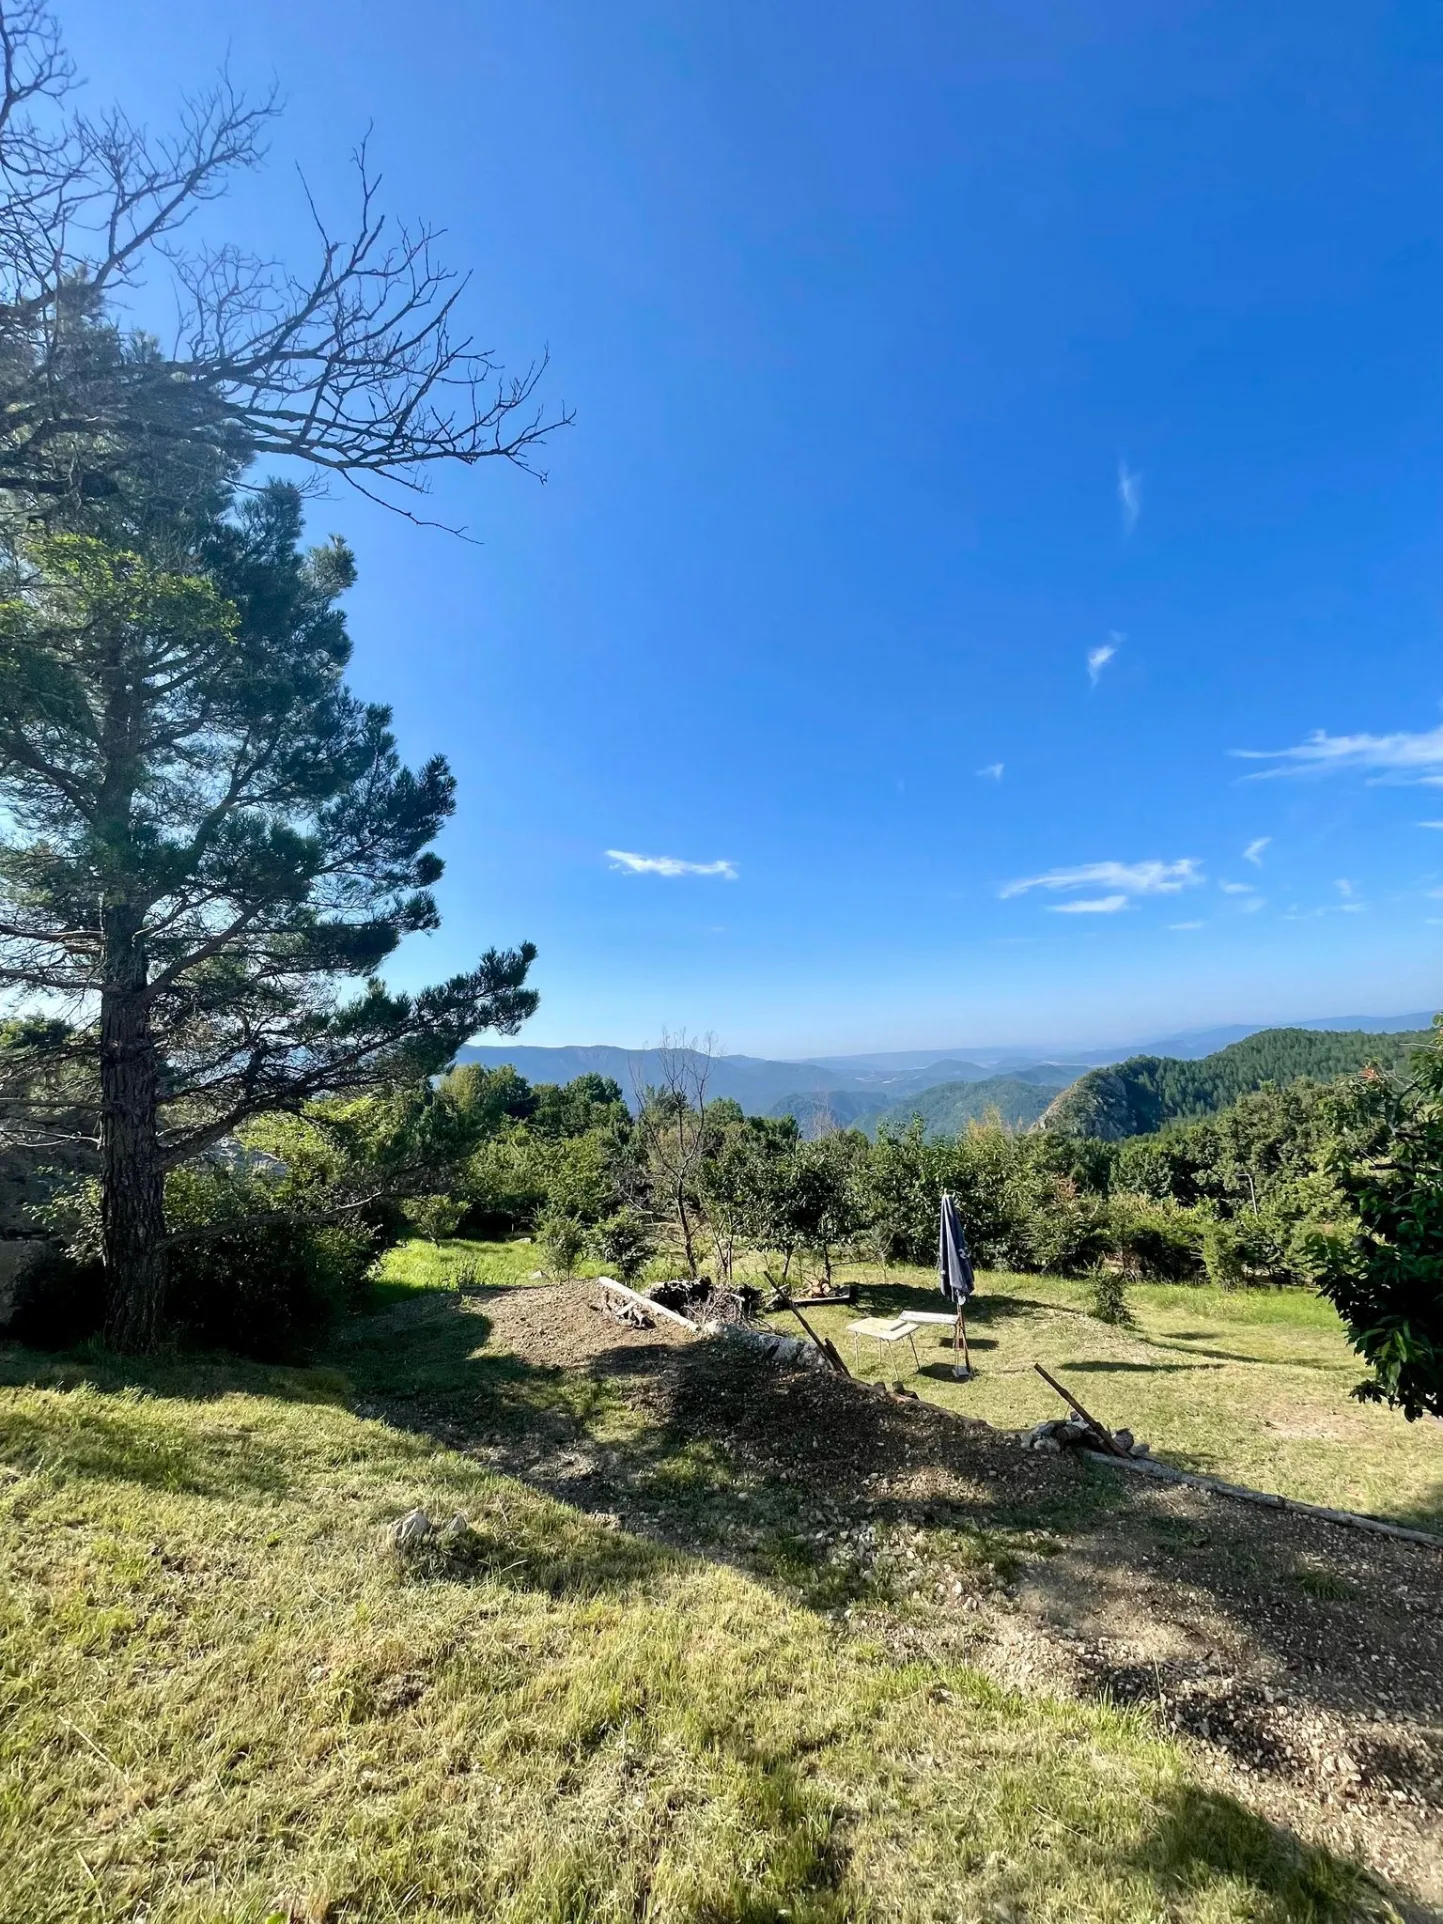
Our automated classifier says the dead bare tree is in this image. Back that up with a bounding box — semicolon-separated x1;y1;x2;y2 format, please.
0;2;568;524
630;1029;716;1279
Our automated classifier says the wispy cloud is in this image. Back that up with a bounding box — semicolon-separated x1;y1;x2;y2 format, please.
1218;879;1256;896
976;761;1004;780
606;849;738;880
1169;920;1206;931
1117;460;1142;534
1335;878;1354;898
1001;858;1202;901
1051;894;1128;914
1235;725;1443;783
1420;821;1443;830
1087;635;1120;686
1243;836;1271;866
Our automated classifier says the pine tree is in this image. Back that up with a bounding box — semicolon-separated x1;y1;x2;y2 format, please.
0;482;535;1349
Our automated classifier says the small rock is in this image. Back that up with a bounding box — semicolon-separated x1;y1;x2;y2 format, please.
389;1509;433;1553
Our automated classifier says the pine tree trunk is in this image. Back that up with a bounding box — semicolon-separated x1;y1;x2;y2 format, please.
99;911;167;1351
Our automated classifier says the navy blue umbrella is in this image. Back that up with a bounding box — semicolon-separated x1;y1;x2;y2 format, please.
938;1193;976;1376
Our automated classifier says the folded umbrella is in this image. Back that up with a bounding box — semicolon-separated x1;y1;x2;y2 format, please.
938;1193;976;1376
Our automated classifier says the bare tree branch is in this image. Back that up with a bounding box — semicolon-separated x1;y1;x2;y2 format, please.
0;4;569;522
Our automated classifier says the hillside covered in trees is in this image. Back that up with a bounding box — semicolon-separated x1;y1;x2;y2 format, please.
770;1073;1063;1138
1039;1025;1431;1140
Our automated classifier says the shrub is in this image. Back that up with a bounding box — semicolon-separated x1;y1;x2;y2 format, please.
14;1163;376;1358
163;1165;376;1357
538;1208;586;1280
167;1216;375;1357
9;1247;106;1349
1088;1267;1134;1327
403;1193;465;1244
1105;1194;1204;1281
593;1207;655;1281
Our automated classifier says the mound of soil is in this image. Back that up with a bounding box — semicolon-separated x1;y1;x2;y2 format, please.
371;1279;1443;1913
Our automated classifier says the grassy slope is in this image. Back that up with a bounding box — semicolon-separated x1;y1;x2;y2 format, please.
0;1270;1397;1923
761;1265;1443;1528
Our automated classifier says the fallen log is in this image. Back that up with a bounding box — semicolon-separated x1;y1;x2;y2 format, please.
595;1277;697;1333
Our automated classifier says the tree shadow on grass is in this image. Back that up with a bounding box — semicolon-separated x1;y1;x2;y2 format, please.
0;1293;1425;1919
1062;1358;1228;1374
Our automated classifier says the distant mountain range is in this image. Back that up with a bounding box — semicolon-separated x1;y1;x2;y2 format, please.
454;1011;1437;1123
1038;1025;1433;1141
451;1041;1089;1116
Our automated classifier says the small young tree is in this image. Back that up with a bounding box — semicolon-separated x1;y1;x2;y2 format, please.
0;486;536;1348
632;1030;715;1277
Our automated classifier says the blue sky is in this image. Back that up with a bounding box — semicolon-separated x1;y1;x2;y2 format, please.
65;0;1443;1053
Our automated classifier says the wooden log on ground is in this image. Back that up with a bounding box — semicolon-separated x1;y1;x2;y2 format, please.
596;1277;697;1333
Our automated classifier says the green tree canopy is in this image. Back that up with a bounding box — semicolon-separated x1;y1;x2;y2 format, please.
0;484;535;1347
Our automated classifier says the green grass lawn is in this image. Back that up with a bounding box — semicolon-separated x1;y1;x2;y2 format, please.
372;1233;559;1297
761;1263;1443;1529
0;1274;1402;1923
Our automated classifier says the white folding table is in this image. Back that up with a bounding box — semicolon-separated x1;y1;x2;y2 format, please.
845;1315;922;1373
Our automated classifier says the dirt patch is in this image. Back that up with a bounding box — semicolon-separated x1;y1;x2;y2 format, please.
370;1282;1443;1915
481;1279;698;1369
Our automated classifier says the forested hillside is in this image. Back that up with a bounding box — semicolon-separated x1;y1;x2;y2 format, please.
1039;1024;1431;1140
772;1073;1065;1138
877;1074;1056;1135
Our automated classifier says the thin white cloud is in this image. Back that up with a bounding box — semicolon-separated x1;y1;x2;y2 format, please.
1218;879;1256;895
1117;460;1142;534
1335;878;1354;897
976;761;1004;780
606;849;738;880
1087;637;1120;686
1235;725;1443;783
1001;858;1201;901
1169;920;1205;931
1051;894;1128;914
1420;821;1443;830
1243;836;1271;866
1239;895;1267;914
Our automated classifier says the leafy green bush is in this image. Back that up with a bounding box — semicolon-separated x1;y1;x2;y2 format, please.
9;1247;106;1350
163;1165;376;1357
18;1159;376;1358
593;1207;654;1281
538;1208;586;1280
403;1194;465;1244
1311;1042;1443;1419
1105;1194;1204;1281
1088;1267;1134;1327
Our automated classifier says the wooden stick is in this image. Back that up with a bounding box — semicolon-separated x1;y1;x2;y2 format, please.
1033;1362;1127;1456
778;1296;849;1375
596;1277;696;1333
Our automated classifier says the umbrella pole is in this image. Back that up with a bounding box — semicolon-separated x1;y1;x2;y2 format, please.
953;1305;973;1377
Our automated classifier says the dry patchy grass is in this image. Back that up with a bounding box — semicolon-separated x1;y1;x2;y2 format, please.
0;1322;1402;1923
761;1266;1443;1528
